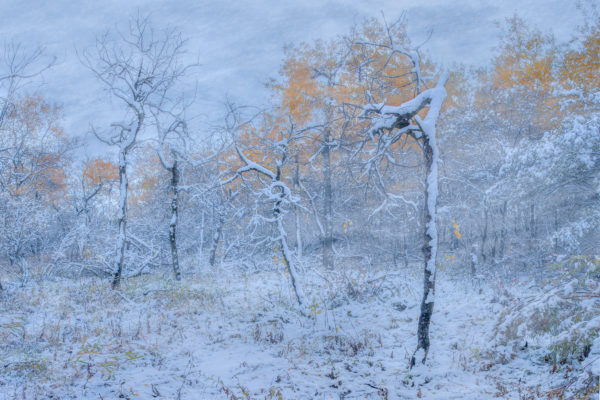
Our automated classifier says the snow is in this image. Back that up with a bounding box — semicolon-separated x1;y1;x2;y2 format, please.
497;114;600;252
421;74;448;282
590;337;600;375
363;72;449;286
1;262;594;399
235;145;276;181
563;278;578;296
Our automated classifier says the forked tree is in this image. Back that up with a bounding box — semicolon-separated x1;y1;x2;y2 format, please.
83;14;189;288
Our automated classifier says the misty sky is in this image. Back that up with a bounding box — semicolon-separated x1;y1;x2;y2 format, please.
0;0;585;154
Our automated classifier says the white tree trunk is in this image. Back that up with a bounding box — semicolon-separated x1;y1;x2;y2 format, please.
112;145;129;289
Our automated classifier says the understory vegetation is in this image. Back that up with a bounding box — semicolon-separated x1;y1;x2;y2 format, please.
1;259;597;399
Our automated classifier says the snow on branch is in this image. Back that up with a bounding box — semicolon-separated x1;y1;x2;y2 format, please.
362;72;449;138
234;145;276;181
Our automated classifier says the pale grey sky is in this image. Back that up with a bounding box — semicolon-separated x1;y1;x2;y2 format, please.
0;0;585;153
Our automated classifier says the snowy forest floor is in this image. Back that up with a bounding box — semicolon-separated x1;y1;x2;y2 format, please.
0;261;597;399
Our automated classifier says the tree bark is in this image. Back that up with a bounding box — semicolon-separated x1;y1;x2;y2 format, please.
499;200;508;260
530;203;536;239
199;210;205;255
322;128;334;269
209;214;224;267
470;245;478;279
112;147;129;289
111;118;142;289
275;195;304;306
480;202;489;267
294;154;303;258
168;160;181;280
275;163;305;307
411;134;437;368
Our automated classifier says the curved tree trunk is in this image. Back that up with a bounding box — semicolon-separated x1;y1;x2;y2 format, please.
111;118;142;289
231;144;306;308
411;134;437;367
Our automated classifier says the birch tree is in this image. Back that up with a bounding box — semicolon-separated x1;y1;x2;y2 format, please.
83;14;189;288
351;19;449;365
362;74;448;366
152;114;190;280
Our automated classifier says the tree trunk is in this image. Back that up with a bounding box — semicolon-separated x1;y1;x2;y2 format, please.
294;154;303;258
209;214;224;267
492;232;498;261
276;200;304;307
480;202;489;267
169;160;181;280
274;172;304;307
499;200;508;260
411;134;437;367
530;203;536;239
554;208;559;252
112;147;129;289
233;145;305;308
199;211;205;255
470;245;478;280
322;128;334;269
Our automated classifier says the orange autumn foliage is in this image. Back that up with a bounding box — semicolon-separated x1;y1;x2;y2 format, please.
560;8;600;112
2;96;68;204
83;158;118;187
474;16;562;132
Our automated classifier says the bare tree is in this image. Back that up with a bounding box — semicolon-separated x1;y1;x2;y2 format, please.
352;18;449;366
83;14;190;288
230;144;306;306
222;111;308;308
361;73;448;366
154;116;191;280
0;42;54;119
0;43;57;290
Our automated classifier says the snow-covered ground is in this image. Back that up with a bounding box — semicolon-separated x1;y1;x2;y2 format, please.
0;262;597;399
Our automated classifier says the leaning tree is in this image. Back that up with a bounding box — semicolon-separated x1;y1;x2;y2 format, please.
350;18;449;366
221;109;309;308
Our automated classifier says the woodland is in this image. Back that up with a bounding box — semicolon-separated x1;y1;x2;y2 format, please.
0;5;599;400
